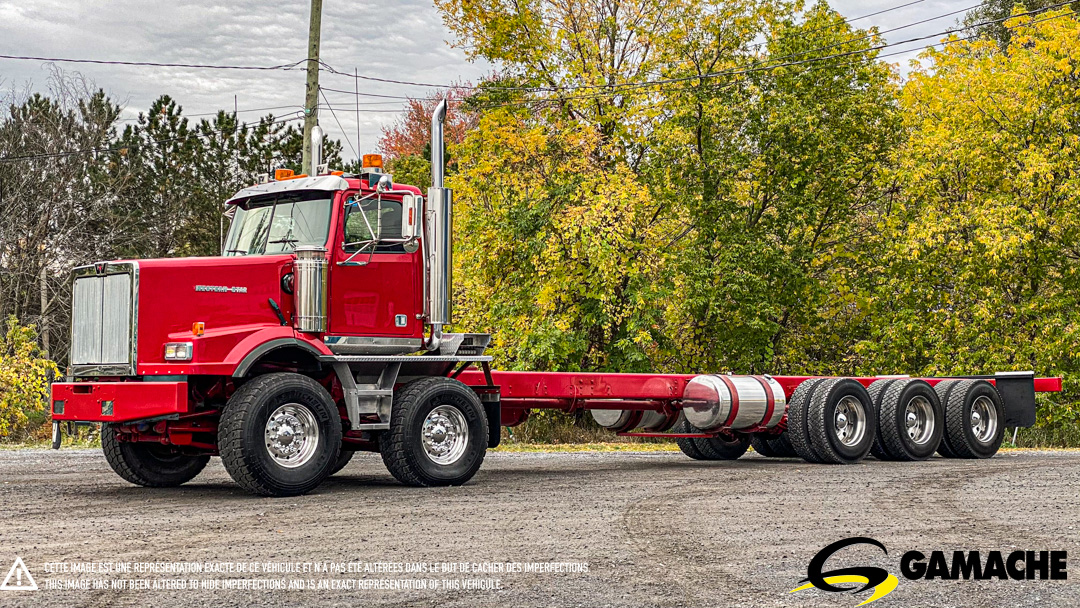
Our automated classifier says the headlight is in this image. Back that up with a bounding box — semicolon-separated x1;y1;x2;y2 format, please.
164;342;194;361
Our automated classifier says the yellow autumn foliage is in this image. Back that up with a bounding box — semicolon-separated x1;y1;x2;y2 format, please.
0;316;58;441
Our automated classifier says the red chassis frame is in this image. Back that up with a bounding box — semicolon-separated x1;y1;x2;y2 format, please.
455;370;1063;436
51;371;1061;444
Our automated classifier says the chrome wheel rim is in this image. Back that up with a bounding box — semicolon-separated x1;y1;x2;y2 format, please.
834;396;867;447
422;405;469;465
264;403;320;468
904;396;935;445
970;396;998;444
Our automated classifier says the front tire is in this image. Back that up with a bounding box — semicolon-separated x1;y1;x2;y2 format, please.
380;377;489;487
102;424;209;487
219;373;342;497
330;449;355;475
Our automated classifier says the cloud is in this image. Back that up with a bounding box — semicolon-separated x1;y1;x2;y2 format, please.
0;0;971;161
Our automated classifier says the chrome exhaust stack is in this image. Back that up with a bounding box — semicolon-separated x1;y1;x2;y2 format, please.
425;98;451;350
310;125;324;174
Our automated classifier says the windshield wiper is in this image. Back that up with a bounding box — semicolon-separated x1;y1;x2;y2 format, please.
268;237;298;244
225;249;248;255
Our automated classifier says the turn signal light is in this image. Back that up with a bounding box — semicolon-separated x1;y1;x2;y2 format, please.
164;342;193;361
192;322;205;336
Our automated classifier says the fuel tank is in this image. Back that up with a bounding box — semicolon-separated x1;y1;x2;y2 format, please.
681;374;786;431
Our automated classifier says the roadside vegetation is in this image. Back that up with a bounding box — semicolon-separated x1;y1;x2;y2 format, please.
1;1;1078;446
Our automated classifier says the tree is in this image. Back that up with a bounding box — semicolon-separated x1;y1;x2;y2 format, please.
963;0;1080;47
0;68;128;361
437;0;902;375
858;11;1080;416
377;85;477;191
452;107;667;372
651;2;902;373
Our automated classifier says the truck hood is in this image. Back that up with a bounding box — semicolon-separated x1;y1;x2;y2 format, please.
132;255;296;370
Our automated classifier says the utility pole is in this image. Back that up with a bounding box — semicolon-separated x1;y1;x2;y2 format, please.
301;0;323;175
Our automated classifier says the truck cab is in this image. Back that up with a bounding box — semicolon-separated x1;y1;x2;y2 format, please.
51;101;501;496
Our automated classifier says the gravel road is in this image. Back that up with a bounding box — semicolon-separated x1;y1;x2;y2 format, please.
0;448;1077;607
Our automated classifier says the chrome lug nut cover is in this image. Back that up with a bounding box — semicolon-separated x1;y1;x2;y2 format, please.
422;405;469;465
264;403;320;468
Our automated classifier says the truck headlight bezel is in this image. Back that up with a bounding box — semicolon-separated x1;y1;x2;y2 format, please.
164;342;194;361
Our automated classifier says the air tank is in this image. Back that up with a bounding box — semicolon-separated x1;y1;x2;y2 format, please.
681;375;786;431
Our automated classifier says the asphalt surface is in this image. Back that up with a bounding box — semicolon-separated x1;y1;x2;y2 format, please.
0;448;1077;607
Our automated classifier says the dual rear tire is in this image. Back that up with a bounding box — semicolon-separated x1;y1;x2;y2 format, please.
786;378;878;464
673;415;751;460
868;379;944;461
217;374;489;496
933;379;1005;459
774;377;1003;464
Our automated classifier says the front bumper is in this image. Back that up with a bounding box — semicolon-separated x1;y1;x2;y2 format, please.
51;381;188;423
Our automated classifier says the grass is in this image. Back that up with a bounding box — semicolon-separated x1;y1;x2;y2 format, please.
493;441;681;453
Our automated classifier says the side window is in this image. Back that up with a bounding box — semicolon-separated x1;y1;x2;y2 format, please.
343;197;404;253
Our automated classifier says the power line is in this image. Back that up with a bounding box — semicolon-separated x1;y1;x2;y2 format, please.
119;104;302;122
308;88;420;100
0;54;305;71
744;0;931;53
321;1;1073;96
317;104;413;113
0;115;303;164
318;87;358;159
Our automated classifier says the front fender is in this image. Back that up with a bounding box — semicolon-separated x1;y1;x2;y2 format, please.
136;325;331;377
231;334;331;377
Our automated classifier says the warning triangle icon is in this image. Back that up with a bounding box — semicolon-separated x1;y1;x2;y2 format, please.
0;557;37;591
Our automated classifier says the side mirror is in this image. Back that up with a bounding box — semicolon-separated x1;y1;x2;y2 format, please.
401;194;421;241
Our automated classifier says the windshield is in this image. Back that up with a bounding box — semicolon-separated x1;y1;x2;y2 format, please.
223;193;332;256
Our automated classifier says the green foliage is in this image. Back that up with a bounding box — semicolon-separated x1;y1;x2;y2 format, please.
857;11;1080;389
387;154;432;191
0;316;57;441
453;108;666;371
652;2;902;374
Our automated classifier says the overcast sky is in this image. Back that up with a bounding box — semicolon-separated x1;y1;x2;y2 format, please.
0;0;974;163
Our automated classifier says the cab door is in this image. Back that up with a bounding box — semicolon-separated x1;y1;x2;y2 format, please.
326;192;422;340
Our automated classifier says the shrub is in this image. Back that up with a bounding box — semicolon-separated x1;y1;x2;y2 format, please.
0;316;58;442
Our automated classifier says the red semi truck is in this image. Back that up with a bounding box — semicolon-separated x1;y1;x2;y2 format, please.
49;102;1063;496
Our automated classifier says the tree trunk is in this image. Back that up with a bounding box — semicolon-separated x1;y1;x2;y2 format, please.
39;263;49;358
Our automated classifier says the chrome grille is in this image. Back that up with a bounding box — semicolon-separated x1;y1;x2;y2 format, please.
70;263;137;374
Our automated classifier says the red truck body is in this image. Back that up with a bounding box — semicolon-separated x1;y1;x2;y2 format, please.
48;104;1065;497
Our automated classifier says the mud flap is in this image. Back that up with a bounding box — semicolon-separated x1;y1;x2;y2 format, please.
993;371;1038;427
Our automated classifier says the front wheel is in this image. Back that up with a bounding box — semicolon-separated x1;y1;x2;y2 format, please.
380;377;489;487
219;373;342;497
102;424;209;487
